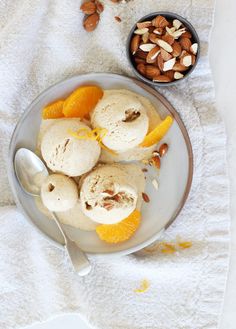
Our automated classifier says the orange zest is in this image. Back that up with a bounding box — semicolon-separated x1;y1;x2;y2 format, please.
42;100;64;119
140;115;173;148
134;279;150;293
96;209;141;244
63;85;103;118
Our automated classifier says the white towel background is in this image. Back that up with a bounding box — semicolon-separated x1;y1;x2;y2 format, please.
0;1;230;329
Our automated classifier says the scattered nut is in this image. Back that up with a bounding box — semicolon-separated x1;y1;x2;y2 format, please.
159;143;169;157
115;16;121;22
142;192;150;203
83;13;100;32
151;155;161;168
96;0;104;13
80;1;97;15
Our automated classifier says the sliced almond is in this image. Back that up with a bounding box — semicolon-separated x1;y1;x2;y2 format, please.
152;15;169;28
163;57;176;71
130;35;140;55
156;53;164;71
149;33;159;43
146;46;160;63
174;72;184;80
166;26;186;39
140;43;156;52
173;19;182;30
153;75;171;83
179;37;192;51
171;41;182;57
142;32;149;43
152;179;159;190
153;27;164;35
134;28;149;35
162;34;174;45
137;21;152;29
157;39;173;53
190;43;198;55
160;48;172;61
136;63;146;75
173;62;189;72
145;65;161;79
180;54;192;67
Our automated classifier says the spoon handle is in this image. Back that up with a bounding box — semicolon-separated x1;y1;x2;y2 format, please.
51;212;91;276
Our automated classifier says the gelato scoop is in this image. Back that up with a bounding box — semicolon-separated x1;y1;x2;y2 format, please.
41;119;101;176
41;174;78;212
91;90;149;152
80;164;139;224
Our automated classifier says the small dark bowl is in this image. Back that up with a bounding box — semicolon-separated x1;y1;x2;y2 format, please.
126;12;200;87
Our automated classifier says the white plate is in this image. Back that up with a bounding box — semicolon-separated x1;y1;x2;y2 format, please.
8;73;193;256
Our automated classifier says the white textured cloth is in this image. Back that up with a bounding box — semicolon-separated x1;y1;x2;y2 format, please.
0;1;230;329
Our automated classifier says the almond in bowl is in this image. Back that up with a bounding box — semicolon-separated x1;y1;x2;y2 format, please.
127;12;200;86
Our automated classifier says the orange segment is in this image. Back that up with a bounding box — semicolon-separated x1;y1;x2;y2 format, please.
140;115;173;148
96;210;141;244
63;85;103;118
42;100;64;119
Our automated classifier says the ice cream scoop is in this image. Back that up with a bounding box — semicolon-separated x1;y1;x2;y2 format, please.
80;164;139;224
41;119;101;176
91;90;149;152
41;174;78;212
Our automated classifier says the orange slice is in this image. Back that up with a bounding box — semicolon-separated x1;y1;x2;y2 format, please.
42;100;64;119
63;85;103;118
96;210;141;244
140;115;173;148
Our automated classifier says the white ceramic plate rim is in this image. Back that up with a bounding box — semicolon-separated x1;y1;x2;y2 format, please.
7;73;193;257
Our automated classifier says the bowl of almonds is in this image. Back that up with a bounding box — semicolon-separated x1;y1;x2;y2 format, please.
127;12;200;86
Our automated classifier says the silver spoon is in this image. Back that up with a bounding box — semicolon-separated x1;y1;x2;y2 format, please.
14;148;91;276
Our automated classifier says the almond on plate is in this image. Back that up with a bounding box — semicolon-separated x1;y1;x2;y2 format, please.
83;13;99;32
80;1;97;14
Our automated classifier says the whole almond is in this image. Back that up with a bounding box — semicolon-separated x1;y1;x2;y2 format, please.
171;41;182;57
151;155;161;168
134;57;146;64
157;39;173;53
163;57;176;72
146;46;160;63
173;62;189;72
80;1;97;14
149;33;159;43
191;54;196;65
181;30;192;38
152;15;169;28
83;13;99;32
145;65;160;79
136;63;146;75
160;48;172;61
159;143;168;157
165;70;175;80
130;35;140;55
153;75;171;83
137;21;152;29
157;53;164;71
136;49;147;60
179;37;192;51
96;0;104;13
162;34;174;45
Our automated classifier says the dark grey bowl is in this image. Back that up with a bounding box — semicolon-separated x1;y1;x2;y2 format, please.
126;11;200;87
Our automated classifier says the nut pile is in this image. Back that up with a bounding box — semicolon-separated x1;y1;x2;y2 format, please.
81;0;104;32
130;15;199;83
